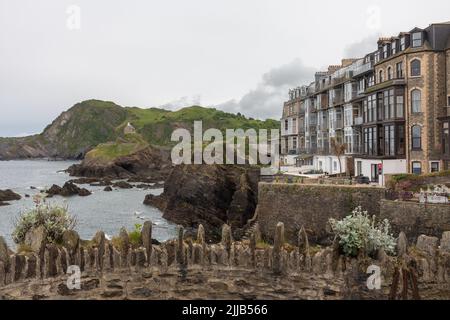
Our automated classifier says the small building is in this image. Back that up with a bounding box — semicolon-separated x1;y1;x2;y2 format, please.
124;122;136;135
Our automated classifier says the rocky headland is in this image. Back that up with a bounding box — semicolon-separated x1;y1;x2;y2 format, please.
144;164;260;241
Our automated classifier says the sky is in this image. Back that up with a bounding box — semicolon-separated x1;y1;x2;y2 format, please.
1;0;450;136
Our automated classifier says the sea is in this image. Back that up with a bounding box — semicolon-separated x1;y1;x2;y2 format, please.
0;160;177;248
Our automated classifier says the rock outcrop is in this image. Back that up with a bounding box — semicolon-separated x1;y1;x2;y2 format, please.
46;182;91;197
144;165;260;241
0;189;21;206
67;146;172;180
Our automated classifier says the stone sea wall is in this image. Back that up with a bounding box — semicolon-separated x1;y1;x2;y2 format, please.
256;183;450;244
0;222;449;300
256;183;386;244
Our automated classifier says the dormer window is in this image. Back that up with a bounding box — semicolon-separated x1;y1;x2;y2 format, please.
391;41;397;55
374;52;380;64
400;37;406;51
412;32;423;48
383;45;389;59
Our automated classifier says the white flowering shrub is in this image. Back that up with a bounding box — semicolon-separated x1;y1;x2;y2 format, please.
12;199;77;245
329;206;396;257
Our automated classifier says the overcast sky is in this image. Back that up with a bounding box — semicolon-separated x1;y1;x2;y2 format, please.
1;0;450;136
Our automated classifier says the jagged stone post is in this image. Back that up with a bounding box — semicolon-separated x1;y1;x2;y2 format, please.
272;222;285;274
254;223;262;244
197;224;206;265
62;230;80;267
92;231;106;271
176;226;186;267
250;233;256;268
397;232;408;258
141;221;153;266
0;236;9;286
298;226;311;271
221;224;232;262
118;228;130;268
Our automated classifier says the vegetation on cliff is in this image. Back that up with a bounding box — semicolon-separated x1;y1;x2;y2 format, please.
0;100;279;160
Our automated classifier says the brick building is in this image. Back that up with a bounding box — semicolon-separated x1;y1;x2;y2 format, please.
280;21;450;185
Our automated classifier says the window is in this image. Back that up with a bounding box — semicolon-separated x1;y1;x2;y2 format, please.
411;89;422;113
391;41;397;55
379;70;384;83
396;62;403;78
387;67;393;80
384;125;395;156
400;37;406;51
285;119;289;132
364;127;377;156
411;60;421;76
383;45;389;59
374;52;380;64
293;137;297;150
411;125;422;150
412;32;423;48
443;121;449;154
368;75;375;87
430;162;439;173
384;90;394;120
292;118;297;133
396;95;404;118
398;125;405;155
412;162;422;175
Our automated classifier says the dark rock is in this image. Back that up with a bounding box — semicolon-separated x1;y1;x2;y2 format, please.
78;188;92;197
0;189;21;202
103;186;113;192
144;165;260;241
46;182;91;197
68;177;99;185
24;226;47;255
112;181;133;189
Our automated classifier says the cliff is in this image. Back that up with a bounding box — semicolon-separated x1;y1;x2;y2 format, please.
0;100;279;160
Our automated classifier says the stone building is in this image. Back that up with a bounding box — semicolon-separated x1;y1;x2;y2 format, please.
124;122;136;135
281;21;450;184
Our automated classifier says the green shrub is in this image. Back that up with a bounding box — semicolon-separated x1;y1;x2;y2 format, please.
129;224;143;248
329;207;396;257
12;201;77;245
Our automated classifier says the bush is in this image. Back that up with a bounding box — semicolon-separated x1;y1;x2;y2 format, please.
129;224;143;248
329;207;396;257
12;200;77;245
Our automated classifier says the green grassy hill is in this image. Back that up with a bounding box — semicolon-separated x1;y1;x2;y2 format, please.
0;100;280;160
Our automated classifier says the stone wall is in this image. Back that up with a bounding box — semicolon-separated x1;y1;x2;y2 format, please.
0;222;449;300
379;200;450;243
256;183;386;244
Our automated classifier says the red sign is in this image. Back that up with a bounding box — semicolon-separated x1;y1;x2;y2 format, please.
378;163;383;174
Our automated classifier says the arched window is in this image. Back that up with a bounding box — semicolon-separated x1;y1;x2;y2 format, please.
412;125;422;150
411;59;421;76
411;89;422;113
379;70;384;83
387;67;393;80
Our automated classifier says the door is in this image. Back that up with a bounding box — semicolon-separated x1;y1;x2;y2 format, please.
371;164;379;182
357;161;362;176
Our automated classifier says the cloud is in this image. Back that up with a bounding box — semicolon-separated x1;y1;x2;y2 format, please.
343;33;380;58
158;95;203;110
217;58;316;120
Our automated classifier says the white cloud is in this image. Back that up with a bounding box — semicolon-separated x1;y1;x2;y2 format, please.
217;59;316;120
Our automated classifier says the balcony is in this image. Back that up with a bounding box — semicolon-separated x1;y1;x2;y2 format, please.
354;117;363;126
365;78;406;94
333;119;344;130
353;62;374;77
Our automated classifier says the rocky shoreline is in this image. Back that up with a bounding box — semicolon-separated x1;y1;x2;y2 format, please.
0;189;21;206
